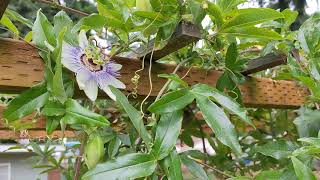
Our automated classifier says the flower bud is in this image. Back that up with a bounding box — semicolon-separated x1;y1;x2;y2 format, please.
84;133;105;169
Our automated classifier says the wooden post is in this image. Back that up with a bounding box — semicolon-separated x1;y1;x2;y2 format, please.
48;169;61;180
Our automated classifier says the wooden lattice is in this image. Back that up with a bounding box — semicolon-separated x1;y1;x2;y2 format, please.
0;38;309;108
0;2;311;138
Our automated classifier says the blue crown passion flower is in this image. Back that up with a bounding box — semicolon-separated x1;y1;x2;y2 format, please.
61;31;125;101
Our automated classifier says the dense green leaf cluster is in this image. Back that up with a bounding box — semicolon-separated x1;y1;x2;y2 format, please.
3;0;320;179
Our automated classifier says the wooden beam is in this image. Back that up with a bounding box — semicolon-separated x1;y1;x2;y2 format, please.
0;104;45;129
139;21;201;61
137;22;286;74
241;53;287;75
0;38;309;108
0;130;75;139
0;104;75;139
0;0;9;19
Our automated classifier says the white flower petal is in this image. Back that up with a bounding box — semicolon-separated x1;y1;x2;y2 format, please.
76;68;92;90
98;74;126;90
102;85;116;101
83;79;98;101
61;42;81;72
79;30;89;49
108;75;126;89
110;63;122;71
98;75;125;101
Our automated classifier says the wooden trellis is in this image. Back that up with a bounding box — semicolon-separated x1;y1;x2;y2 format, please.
0;1;310;138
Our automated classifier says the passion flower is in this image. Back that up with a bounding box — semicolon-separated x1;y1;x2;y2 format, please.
61;31;125;101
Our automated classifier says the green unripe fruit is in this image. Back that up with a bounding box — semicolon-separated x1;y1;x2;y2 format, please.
136;0;153;11
84;133;105;169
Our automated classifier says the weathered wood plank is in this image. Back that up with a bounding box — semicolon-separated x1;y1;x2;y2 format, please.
241;53;287;75
0;130;75;139
0;104;75;139
0;0;9;19
139;21;201;61
0;104;46;129
0;38;309;108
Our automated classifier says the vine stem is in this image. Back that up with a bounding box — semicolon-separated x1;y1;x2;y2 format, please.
140;45;155;116
197;121;207;163
188;156;234;178
150;57;192;121
154;57;191;101
33;0;89;16
73;133;87;180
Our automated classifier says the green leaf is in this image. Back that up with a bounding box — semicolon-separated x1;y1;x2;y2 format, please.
110;86;152;148
44;52;54;92
180;132;194;147
97;0;130;22
180;154;209;180
225;43;238;69
211;89;253;126
4;83;49;121
294;108;320;138
195;95;242;155
281;9;298;27
216;71;236;92
133;11;167;23
280;166;298;180
151;111;183;160
83;153;157;180
298;137;320;147
52;27;68;103
32;10;56;49
168;150;183;180
45;116;60;135
24;31;33;42
108;136;121;159
42;101;65;116
72;14;126;32
255;170;282;180
53;11;77;45
148;88;195;114
287;54;307;77
298;29;310;54
204;1;224;28
291;157;316;180
217;0;247;13
297;15;320;55
296;76;320;99
188;0;206;26
227;177;251;180
221;8;284;30
158;74;188;88
0;14;19;37
62;99;108;126
221;27;282;40
136;0;153;11
254;140;297;160
292;146;320;156
5;9;33;28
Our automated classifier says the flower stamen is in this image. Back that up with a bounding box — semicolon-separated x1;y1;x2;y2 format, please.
80;54;103;72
